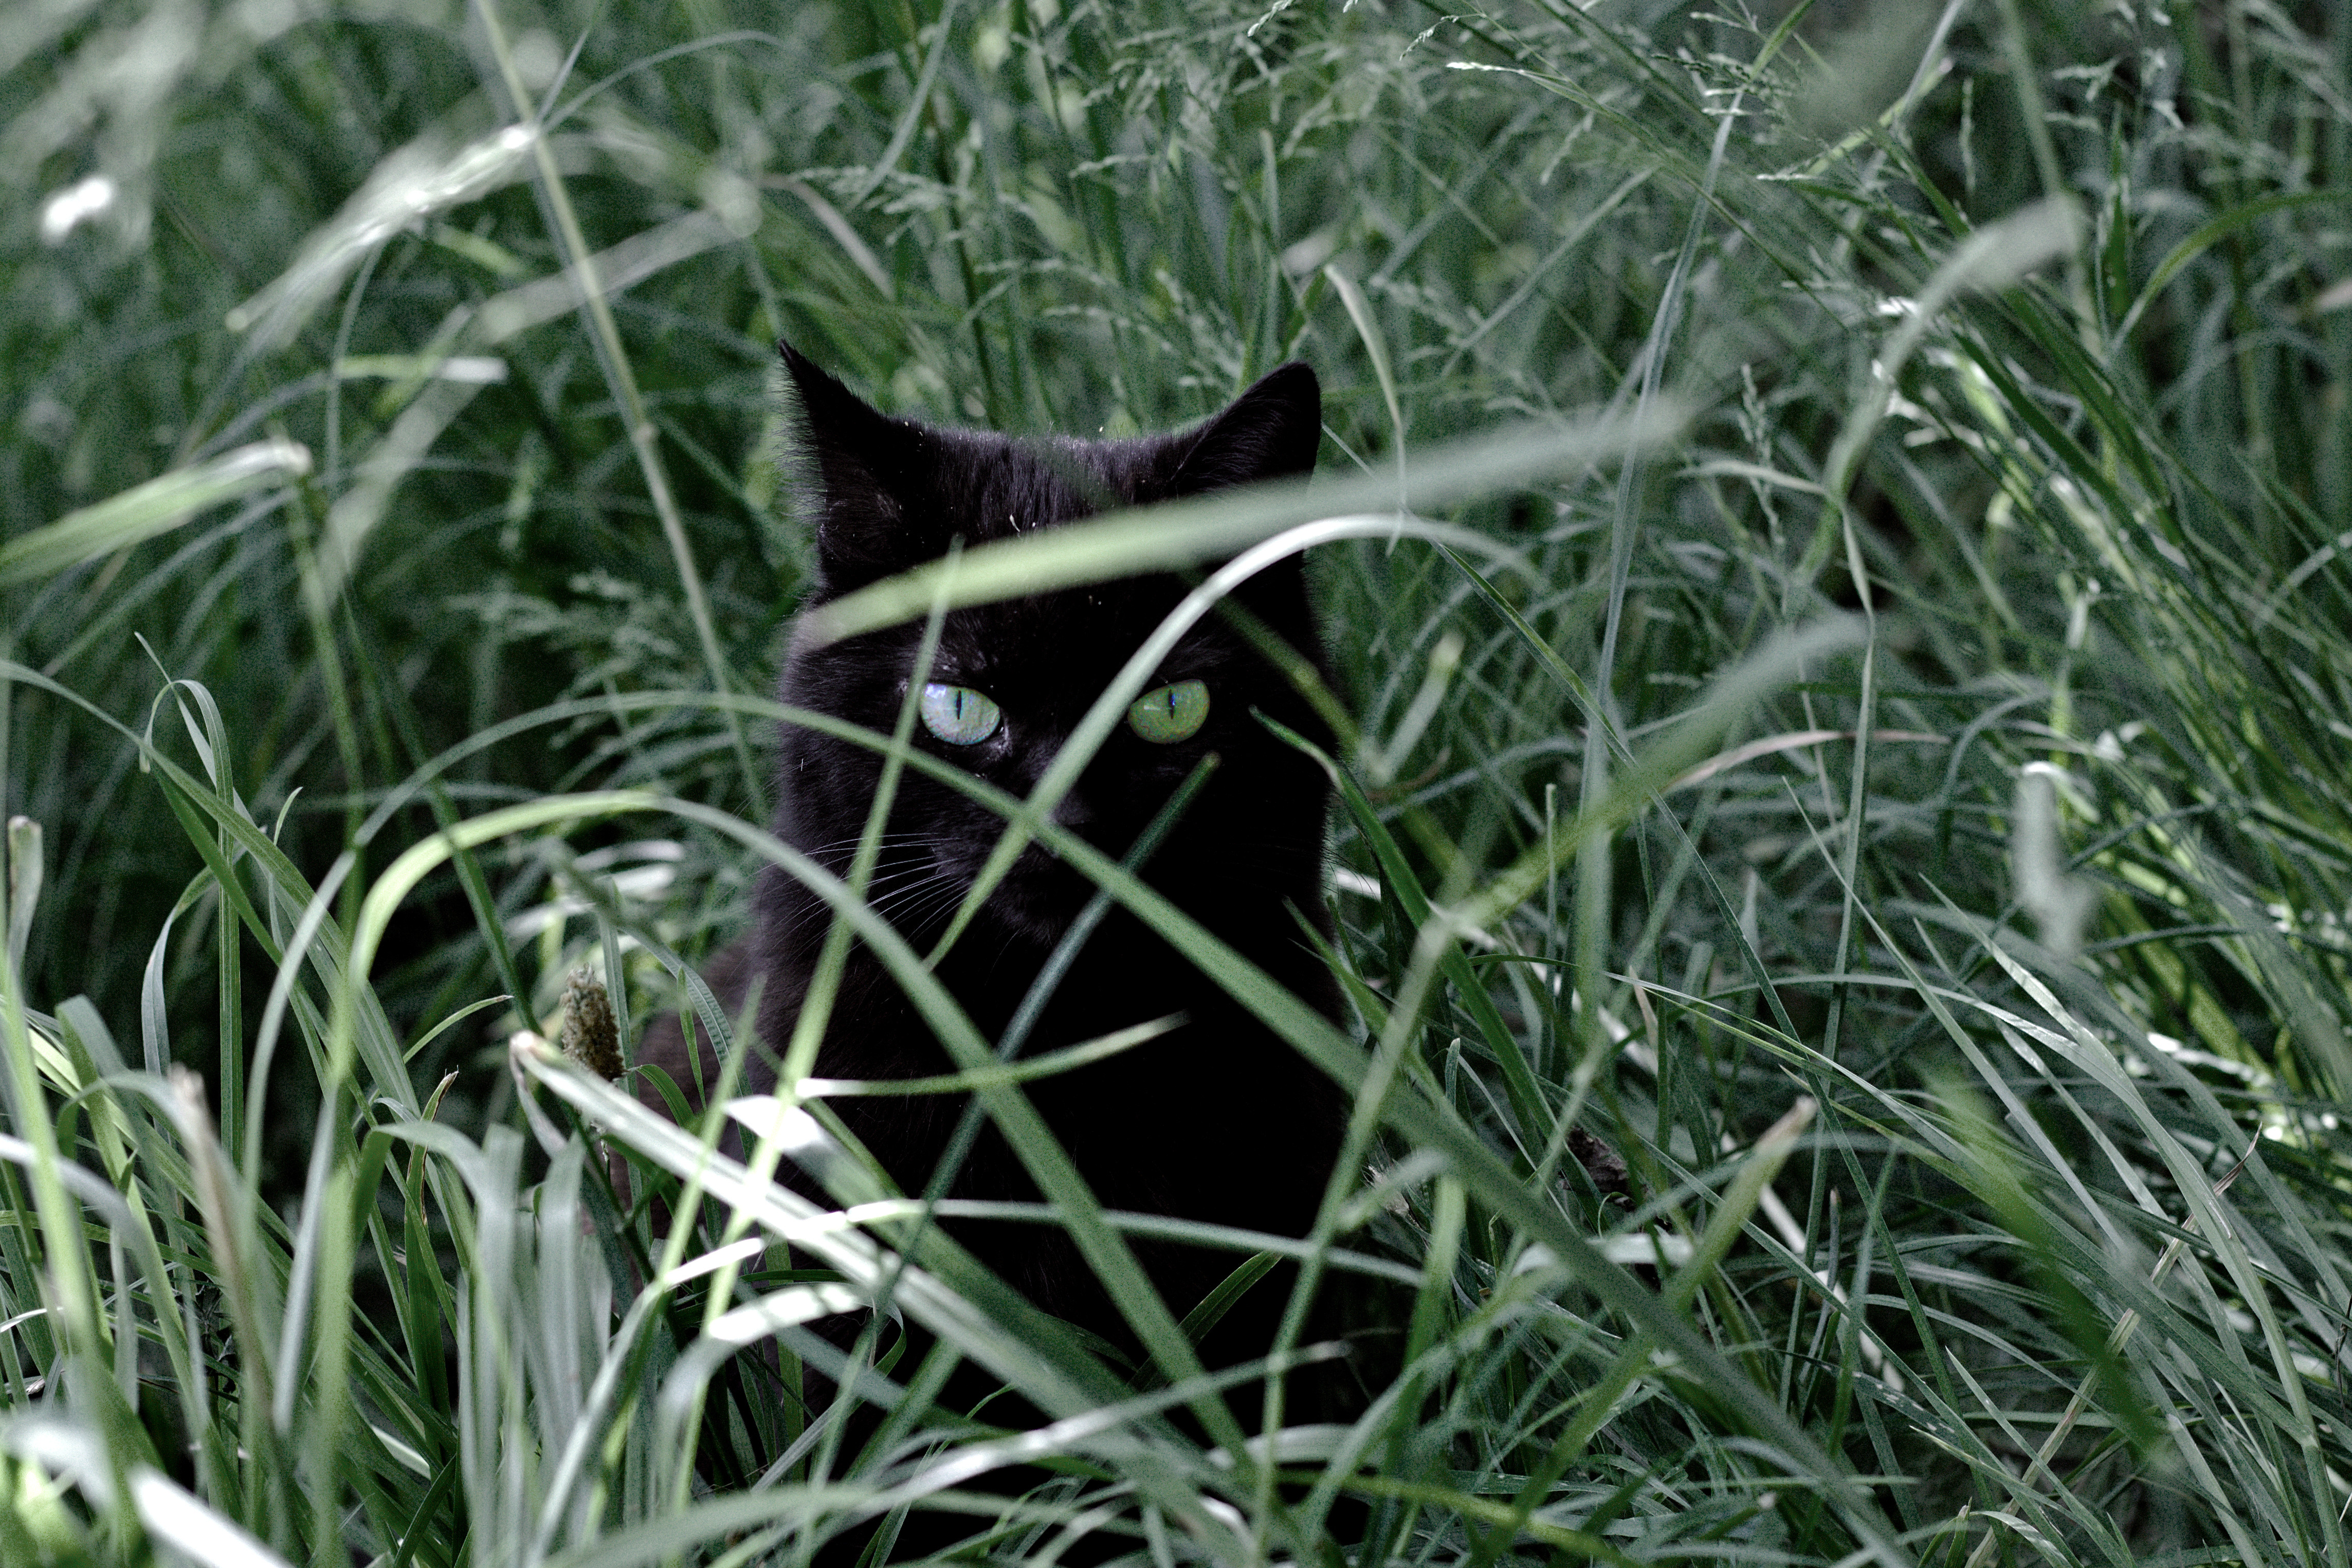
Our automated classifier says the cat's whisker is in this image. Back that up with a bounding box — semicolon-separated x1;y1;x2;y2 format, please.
803;831;933;858
851;865;943;901
865;873;971;932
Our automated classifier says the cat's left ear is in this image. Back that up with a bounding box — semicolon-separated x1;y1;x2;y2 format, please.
1156;362;1321;497
778;341;943;588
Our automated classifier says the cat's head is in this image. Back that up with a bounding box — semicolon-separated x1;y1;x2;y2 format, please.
770;344;1332;945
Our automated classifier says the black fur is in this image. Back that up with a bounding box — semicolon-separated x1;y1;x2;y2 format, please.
639;345;1346;1367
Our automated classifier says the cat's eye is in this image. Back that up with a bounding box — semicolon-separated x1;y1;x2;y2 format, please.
919;683;1002;745
1127;680;1209;744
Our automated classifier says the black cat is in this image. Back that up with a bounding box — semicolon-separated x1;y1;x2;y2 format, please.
635;344;1348;1394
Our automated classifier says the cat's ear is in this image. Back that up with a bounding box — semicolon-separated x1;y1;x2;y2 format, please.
1151;364;1325;639
1156;362;1321;497
779;342;936;585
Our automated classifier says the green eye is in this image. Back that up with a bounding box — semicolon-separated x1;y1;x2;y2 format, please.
1127;679;1209;743
919;683;1002;745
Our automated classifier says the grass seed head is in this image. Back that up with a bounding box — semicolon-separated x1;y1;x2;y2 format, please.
559;967;622;1081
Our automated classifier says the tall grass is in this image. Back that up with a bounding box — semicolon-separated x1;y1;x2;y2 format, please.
3;0;2350;1563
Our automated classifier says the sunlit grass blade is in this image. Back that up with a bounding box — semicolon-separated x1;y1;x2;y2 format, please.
0;441;311;589
804;405;1690;644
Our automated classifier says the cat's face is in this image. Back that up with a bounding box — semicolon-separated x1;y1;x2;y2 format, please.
771;347;1331;945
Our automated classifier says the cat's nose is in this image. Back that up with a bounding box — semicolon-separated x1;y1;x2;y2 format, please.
1048;791;1095;834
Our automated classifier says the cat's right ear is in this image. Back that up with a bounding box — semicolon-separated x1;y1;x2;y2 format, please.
779;342;928;587
1157;361;1322;497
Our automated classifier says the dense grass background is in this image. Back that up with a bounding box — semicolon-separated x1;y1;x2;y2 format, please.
5;0;2352;1563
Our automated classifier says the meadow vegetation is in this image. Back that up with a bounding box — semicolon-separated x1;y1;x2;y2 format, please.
3;0;2350;1563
